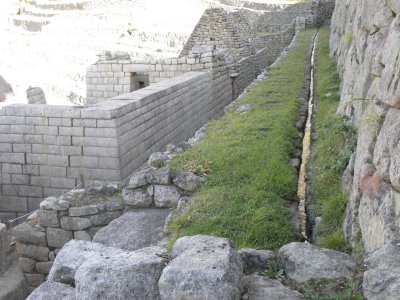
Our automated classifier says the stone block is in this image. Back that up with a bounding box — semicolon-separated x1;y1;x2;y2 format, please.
19;185;43;198
10;125;35;134
13;143;32;153
19;257;36;273
0;115;25;125
60;146;82;156
36;261;53;275
48;155;69;167
84;127;117;138
70;156;98;168
50;177;76;189
0;196;28;213
31;176;51;187
12;174;30;185
0;174;11;184
2;163;22;174
17;243;49;262
154;185;181;208
35;126;58;135
2;185;19;196
32;144;61;155
122;188;153;208
37;210;59;227
39;166;66;177
48;117;72;127
146;166;172;185
47;227;73;248
26;153;48;165
59;127;83;137
60;217;92;231
91;211;122;226
13;222;46;245
40;197;69;211
69;205;98;217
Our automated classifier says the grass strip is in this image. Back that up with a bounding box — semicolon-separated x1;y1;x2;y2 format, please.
167;29;316;250
310;26;356;252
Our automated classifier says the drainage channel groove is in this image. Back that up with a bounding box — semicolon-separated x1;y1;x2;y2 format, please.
298;31;319;241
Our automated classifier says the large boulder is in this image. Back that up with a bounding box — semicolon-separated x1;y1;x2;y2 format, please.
75;247;168;300
93;209;170;251
278;242;357;284
48;240;123;286
158;235;243;300
363;245;400;300
26;282;75;300
242;274;304;300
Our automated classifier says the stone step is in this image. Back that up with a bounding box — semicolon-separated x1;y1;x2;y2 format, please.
31;0;87;10
12;14;51;32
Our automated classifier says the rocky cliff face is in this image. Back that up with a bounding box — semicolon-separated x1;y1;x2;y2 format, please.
329;0;400;253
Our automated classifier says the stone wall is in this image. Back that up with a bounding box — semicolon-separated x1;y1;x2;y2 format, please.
13;143;204;291
256;2;312;33
0;72;221;222
329;0;400;253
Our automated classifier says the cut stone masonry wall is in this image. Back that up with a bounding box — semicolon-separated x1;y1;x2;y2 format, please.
0;72;223;223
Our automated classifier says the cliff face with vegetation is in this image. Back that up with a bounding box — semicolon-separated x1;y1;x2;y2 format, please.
329;0;400;253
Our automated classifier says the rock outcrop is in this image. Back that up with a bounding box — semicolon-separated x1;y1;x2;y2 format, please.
330;0;400;254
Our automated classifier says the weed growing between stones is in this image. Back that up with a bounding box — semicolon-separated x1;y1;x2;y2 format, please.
167;29;317;250
299;278;363;300
309;26;356;252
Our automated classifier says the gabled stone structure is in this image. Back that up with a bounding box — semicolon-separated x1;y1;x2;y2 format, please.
179;8;252;59
229;10;264;51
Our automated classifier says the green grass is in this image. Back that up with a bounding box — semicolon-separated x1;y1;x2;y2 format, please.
166;29;317;250
310;26;356;252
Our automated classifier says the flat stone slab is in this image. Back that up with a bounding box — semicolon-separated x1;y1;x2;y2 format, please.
278;242;357;284
26;282;75;300
93;209;170;251
242;274;304;300
48;240;124;286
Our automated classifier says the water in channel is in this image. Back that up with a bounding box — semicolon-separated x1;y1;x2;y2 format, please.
297;32;318;240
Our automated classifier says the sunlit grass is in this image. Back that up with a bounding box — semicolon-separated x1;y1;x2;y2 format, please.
167;29;316;250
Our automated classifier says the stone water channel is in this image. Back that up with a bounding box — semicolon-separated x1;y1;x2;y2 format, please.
297;32;318;240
